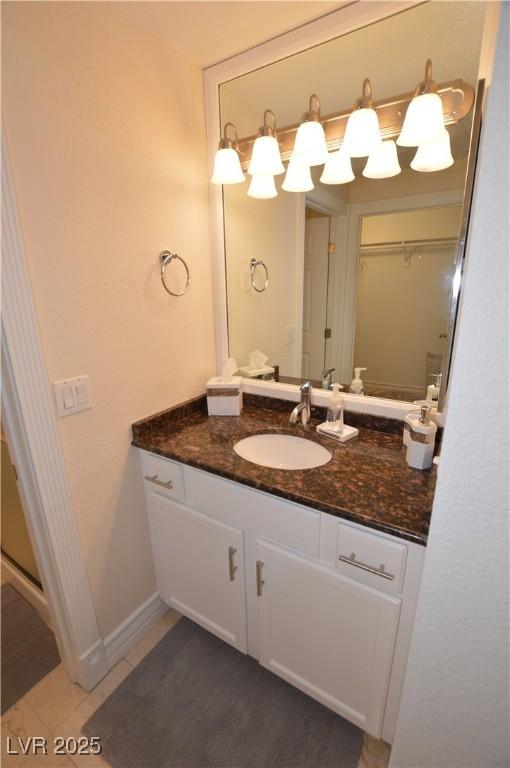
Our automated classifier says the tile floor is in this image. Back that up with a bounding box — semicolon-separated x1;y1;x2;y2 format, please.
1;609;391;768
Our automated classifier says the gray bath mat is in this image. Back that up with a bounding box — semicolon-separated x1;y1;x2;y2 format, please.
84;617;363;767
1;583;60;713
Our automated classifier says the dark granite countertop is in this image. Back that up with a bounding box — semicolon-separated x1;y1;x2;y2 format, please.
132;396;436;546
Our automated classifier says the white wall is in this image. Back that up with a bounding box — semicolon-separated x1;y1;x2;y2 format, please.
360;207;461;245
390;7;509;766
348;161;468;205
2;2;216;637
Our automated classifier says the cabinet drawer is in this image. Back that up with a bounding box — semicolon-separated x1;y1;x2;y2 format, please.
336;522;407;593
185;466;320;557
140;451;185;503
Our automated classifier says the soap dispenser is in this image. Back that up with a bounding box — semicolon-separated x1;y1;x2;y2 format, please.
350;367;367;395
426;373;442;403
326;383;344;432
404;405;437;470
316;384;359;443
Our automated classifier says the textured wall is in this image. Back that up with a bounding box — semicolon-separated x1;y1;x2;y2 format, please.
390;7;509;767
2;2;216;637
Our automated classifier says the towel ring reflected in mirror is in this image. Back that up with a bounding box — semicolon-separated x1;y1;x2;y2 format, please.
250;258;269;293
159;250;190;297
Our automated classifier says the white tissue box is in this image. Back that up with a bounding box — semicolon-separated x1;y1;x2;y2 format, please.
206;377;243;416
237;365;275;378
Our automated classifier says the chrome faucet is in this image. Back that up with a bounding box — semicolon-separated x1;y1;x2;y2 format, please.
289;381;312;426
322;367;335;390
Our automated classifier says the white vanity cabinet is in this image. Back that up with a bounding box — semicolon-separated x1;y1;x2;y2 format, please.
140;449;424;742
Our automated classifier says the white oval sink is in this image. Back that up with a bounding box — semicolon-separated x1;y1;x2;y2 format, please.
234;433;331;470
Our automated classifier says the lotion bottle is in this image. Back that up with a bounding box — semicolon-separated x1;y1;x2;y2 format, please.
326;383;344;432
404;405;437;469
350;367;367;395
426;373;442;403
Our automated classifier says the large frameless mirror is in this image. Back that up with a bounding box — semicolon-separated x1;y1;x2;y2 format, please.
218;1;486;407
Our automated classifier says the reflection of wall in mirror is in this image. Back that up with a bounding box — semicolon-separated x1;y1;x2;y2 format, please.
224;176;303;375
354;206;462;400
348;161;469;205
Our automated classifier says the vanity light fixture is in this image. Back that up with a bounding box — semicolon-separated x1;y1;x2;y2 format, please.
291;94;329;167
320;146;355;184
248;110;285;176
363;140;401;179
230;66;474;191
247;173;278;199
410;128;454;172
282;156;314;192
342;79;382;158
211;122;245;185
397;60;445;147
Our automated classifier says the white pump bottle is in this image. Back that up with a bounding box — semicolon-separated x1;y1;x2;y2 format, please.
326;383;344;432
350;367;367;395
426;373;442;403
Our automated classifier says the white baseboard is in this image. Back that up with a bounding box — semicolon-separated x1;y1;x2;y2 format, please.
103;591;167;668
1;554;51;626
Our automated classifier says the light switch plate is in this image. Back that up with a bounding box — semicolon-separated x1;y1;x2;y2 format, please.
285;324;296;345
54;376;91;417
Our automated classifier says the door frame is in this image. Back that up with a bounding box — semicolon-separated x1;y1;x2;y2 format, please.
2;139;107;690
304;192;348;385
302;209;331;379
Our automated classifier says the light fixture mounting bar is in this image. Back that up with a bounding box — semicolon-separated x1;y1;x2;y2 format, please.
236;78;475;169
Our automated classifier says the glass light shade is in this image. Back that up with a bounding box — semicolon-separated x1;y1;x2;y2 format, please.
291;120;328;166
211;147;245;184
363;140;401;179
282;157;314;192
410;129;454;172
397;92;445;147
342;108;382;158
248;136;285;176
247;173;278;199
320;148;354;184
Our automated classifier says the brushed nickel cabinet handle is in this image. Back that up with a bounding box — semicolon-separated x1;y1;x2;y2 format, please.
256;560;265;596
338;552;394;581
228;546;238;582
144;474;174;490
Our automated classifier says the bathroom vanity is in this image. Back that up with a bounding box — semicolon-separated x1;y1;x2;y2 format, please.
132;396;435;743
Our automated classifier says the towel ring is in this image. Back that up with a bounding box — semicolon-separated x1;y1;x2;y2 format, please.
250;258;269;293
159;250;190;297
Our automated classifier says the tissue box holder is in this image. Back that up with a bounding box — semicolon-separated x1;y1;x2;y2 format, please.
206;377;243;416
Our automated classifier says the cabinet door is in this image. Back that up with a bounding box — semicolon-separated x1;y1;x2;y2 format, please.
256;539;401;737
147;491;247;652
